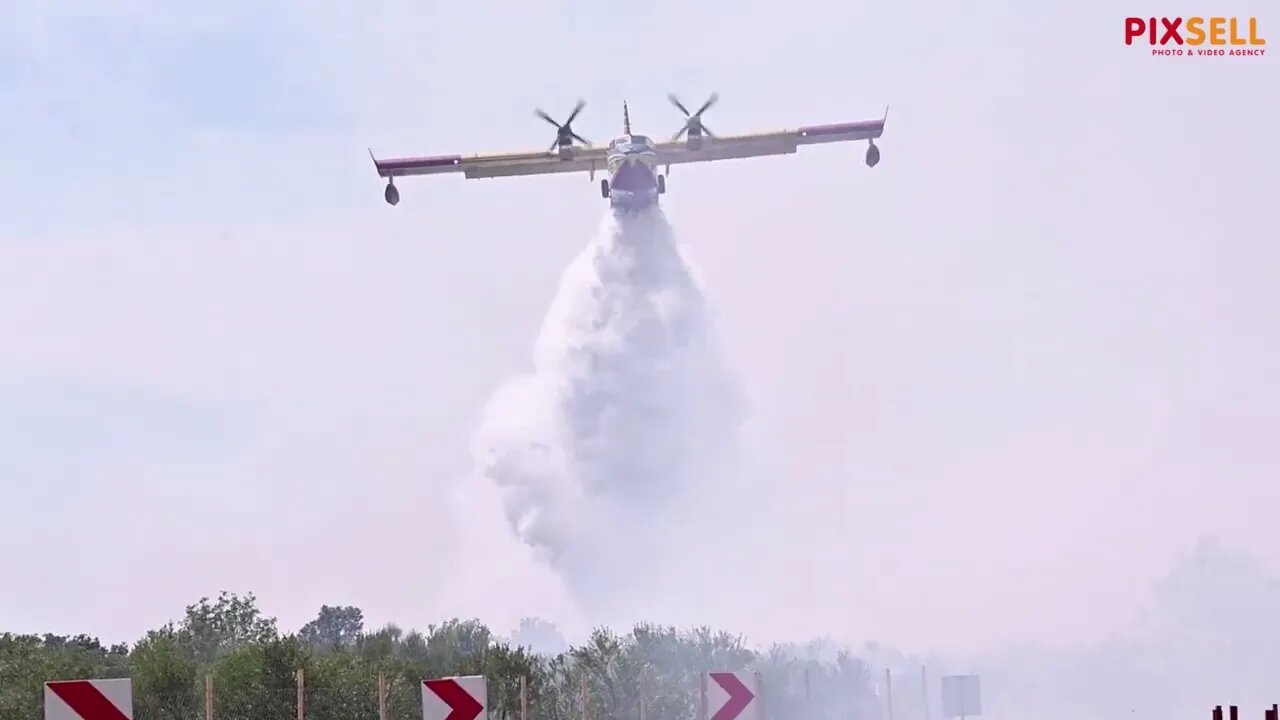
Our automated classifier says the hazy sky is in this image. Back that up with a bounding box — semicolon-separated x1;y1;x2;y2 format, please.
1;0;1277;657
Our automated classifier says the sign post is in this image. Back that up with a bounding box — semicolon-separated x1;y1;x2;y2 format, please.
940;675;980;720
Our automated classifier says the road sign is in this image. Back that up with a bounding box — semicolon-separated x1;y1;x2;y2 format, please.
704;671;759;720
44;678;133;720
940;675;981;718
423;675;487;720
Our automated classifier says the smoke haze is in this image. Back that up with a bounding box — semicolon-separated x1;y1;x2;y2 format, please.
451;206;1280;720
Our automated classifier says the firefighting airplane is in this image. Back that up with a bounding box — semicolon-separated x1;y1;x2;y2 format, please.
369;94;888;210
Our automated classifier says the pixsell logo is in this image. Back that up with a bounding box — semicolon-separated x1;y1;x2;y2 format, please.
1124;16;1267;56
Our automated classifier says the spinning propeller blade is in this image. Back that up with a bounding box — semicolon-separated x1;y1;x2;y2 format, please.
565;99;585;125
668;92;719;141
534;100;589;148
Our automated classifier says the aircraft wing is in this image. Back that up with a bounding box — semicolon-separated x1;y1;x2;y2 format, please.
371;146;610;180
653;109;887;167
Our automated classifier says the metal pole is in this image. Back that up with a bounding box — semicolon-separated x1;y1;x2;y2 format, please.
884;669;893;720
921;666;928;720
754;672;764;720
700;673;707;720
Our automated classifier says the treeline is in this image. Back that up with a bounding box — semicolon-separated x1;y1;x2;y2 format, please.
0;592;880;720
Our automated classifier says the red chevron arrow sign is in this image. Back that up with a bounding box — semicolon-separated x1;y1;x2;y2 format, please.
706;672;758;720
44;678;133;720
422;675;487;720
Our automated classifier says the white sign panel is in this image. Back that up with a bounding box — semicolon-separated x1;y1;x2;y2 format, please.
422;675;487;720
704;671;759;720
941;674;981;717
44;678;133;720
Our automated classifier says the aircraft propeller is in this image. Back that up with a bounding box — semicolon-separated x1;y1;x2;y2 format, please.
535;100;591;150
669;92;719;141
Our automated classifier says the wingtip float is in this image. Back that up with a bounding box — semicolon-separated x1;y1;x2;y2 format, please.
369;94;888;211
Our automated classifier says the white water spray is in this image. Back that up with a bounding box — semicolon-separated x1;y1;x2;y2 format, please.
470;206;744;614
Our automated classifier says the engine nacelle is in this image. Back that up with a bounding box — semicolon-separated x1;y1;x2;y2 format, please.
384;182;400;206
865;142;880;168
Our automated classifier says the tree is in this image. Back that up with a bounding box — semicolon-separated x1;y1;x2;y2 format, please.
0;596;879;720
208;635;308;720
0;632;129;719
179;591;278;664
0;634;53;719
424;618;490;674
130;626;199;720
299;605;365;652
511;617;570;656
483;642;544;720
